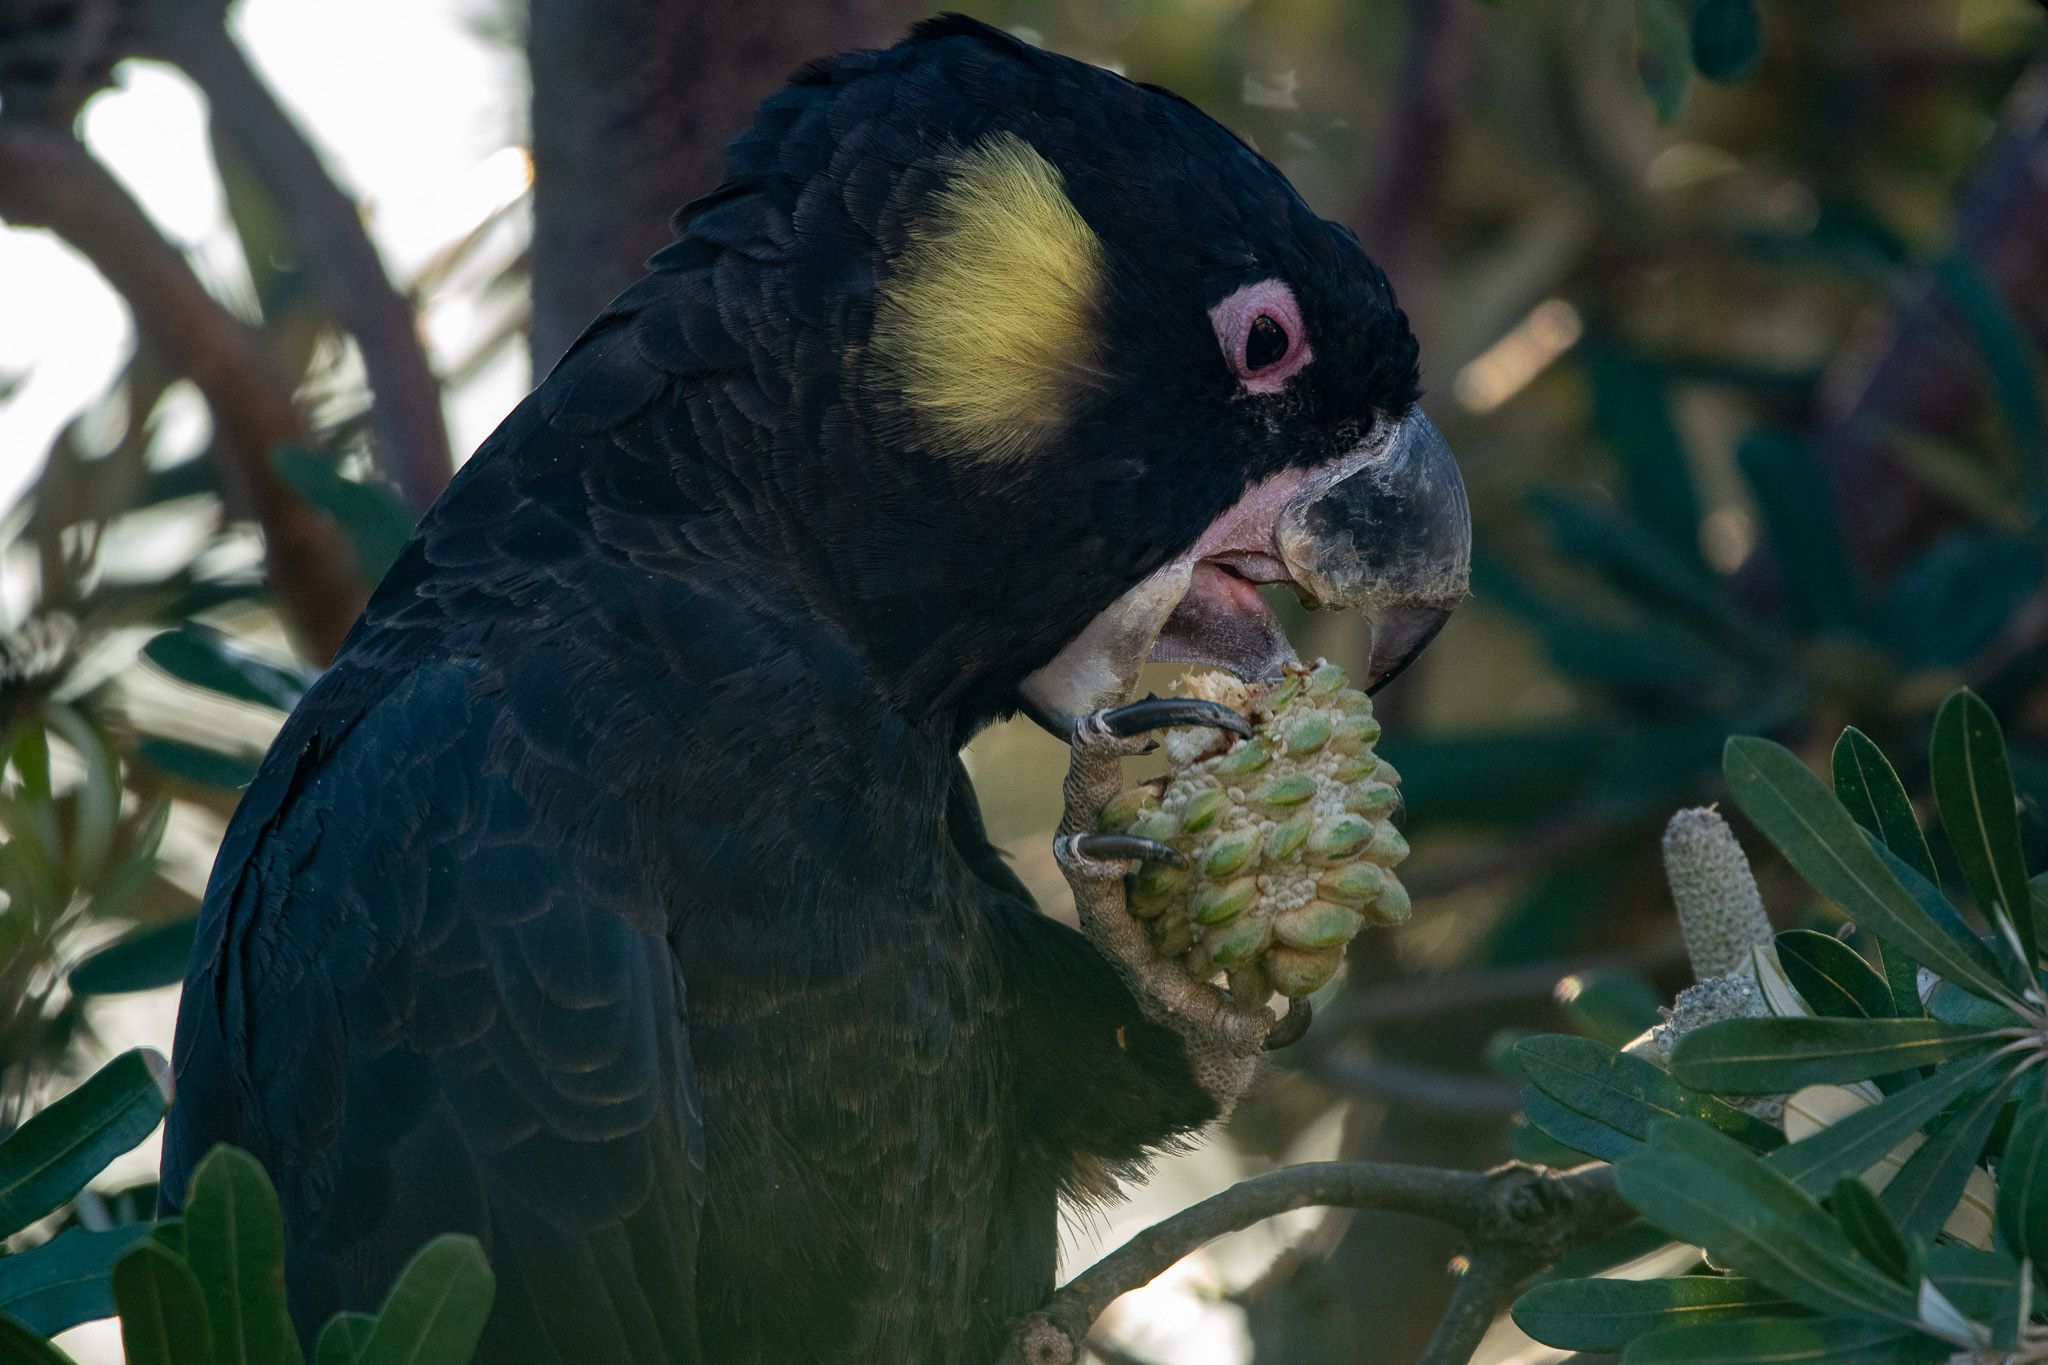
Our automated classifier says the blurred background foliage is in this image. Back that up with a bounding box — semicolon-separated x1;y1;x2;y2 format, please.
3;0;2047;1361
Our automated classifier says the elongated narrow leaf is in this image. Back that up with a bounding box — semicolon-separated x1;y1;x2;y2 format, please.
1766;1049;2010;1195
353;1235;493;1365
1931;690;2038;973
1559;970;1666;1047
0;1314;78;1364
1996;1101;2048;1266
1512;1275;1791;1352
0;1050;171;1237
1670;1017;2003;1093
315;1313;375;1365
182;1146;301;1365
68;918;199;997
1774;930;1892;1020
1624;1314;1948;1363
1829;1178;1908;1283
114;1242;213;1365
1738;430;1857;632
1832;728;1937;883
274;448;414;583
137;739;260;792
142;627;308;712
1726;734;2015;1005
1519;1034;1784;1149
1521;1089;1634;1163
1925;1244;2021;1320
1880;1068;2014;1238
0;1225;150;1336
1872;844;2011;992
1616;1121;1919;1325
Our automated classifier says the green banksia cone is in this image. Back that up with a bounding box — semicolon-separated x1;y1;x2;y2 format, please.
1108;661;1411;1000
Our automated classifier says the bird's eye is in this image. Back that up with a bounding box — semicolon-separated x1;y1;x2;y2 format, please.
1244;314;1290;373
1210;279;1312;395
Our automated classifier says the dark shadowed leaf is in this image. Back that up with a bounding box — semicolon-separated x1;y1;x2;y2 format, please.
1724;736;2014;1006
1930;689;2039;972
1828;1178;1907;1284
1512;1275;1791;1352
1559;970;1667;1047
1995;1101;2048;1268
1519;1034;1784;1149
137;739;261;792
182;1146;301;1365
1925;1244;2021;1320
315;1312;376;1365
114;1241;213;1365
1764;1048;2010;1196
1831;727;1937;882
0;1314;77;1364
0;1225;150;1336
1774;930;1891;1020
142;626;309;713
1623;1314;1947;1363
352;1235;494;1365
68;918;199;997
1934;255;2048;510
1634;0;1693;120
1690;0;1763;84
1879;1067;2013;1238
0;1050;170;1238
1616;1121;1918;1325
1670;1017;2003;1093
274;447;415;584
1523;1088;1636;1163
1739;431;1858;633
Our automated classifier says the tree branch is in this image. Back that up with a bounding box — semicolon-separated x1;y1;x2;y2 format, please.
0;122;364;660
1416;1244;1543;1365
1000;1160;1627;1365
136;0;454;512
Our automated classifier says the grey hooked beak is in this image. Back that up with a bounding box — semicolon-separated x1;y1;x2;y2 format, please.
1020;409;1471;733
1276;410;1471;691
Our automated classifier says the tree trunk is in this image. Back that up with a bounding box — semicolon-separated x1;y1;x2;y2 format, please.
526;0;922;374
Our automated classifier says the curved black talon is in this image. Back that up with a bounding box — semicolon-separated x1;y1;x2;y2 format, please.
1263;997;1313;1051
1068;833;1188;867
1097;696;1253;740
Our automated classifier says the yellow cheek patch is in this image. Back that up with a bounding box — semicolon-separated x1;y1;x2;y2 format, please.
871;132;1106;462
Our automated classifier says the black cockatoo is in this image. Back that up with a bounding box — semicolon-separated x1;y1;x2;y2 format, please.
161;15;1470;1365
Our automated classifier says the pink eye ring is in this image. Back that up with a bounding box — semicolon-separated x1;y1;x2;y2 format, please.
1210;279;1311;394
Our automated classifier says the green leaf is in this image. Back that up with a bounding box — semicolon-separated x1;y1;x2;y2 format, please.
352;1234;494;1365
1616;1120;1920;1325
274;447;414;584
1828;1178;1908;1283
114;1241;214;1365
1831;728;1938;885
0;1050;171;1238
1583;340;1703;569
1634;0;1693;121
182;1146;301;1365
1724;736;2015;1007
1738;431;1858;634
1995;1100;2048;1267
142;626;309;713
1930;689;2039;974
315;1313;376;1365
1934;255;2048;512
1669;1017;2004;1093
68;918;199;997
1879;1066;2014;1238
1512;1275;1792;1352
0;1225;150;1336
1766;1048;2011;1195
1925;1243;2022;1320
1774;930;1892;1020
1522;1089;1635;1163
1623;1314;1948;1363
1519;1034;1785;1149
137;739;261;792
0;1314;78;1364
1689;0;1763;83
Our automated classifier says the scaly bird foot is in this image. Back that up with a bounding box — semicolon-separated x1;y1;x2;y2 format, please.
1055;696;1279;1115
